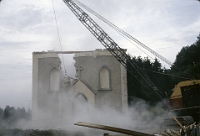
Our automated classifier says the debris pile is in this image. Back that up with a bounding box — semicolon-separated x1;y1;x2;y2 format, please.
180;124;200;136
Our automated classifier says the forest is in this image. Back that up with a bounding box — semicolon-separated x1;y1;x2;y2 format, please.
127;33;200;104
0;106;31;127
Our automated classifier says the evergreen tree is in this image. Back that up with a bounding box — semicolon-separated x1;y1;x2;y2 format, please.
0;107;3;120
0;106;32;126
171;34;200;80
127;56;172;104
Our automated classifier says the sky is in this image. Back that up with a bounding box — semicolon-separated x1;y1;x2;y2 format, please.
0;0;200;109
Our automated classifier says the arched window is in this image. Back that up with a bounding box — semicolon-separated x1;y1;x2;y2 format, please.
50;67;60;92
99;66;111;90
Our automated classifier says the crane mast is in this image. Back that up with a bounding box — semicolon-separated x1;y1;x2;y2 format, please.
63;0;163;101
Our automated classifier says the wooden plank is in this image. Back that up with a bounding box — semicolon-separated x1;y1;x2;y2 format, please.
172;116;186;132
74;122;154;136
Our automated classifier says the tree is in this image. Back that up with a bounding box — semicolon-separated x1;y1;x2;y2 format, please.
0;107;3;120
127;56;173;104
1;106;32;126
171;34;200;80
3;106;15;121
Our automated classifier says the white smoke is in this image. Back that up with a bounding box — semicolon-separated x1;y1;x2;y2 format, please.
27;91;172;135
13;53;174;135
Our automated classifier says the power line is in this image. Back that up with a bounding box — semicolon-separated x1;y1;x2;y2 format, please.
51;0;67;74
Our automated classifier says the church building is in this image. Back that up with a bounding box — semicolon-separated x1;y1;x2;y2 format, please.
32;49;128;121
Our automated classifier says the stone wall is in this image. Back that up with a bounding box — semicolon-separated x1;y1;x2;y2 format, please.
32;49;128;123
73;49;128;111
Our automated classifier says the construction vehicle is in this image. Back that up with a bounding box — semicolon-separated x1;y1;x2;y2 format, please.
62;0;200;135
62;0;200;122
169;80;200;124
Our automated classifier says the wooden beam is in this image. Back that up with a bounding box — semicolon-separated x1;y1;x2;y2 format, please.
75;122;154;136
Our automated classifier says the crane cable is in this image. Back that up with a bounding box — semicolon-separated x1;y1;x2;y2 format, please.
127;54;190;80
64;0;189;80
73;0;172;66
73;0;191;80
73;0;153;60
51;0;67;74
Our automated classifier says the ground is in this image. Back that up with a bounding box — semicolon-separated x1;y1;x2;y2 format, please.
0;129;84;136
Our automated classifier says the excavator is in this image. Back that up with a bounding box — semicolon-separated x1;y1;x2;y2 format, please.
62;0;200;135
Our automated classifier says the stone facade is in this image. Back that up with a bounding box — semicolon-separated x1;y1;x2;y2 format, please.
32;52;63;121
32;49;128;121
73;49;128;111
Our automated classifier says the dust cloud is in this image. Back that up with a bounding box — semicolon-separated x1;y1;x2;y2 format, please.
24;92;172;135
12;54;173;135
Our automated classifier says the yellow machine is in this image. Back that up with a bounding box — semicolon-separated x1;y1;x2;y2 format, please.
170;80;200;124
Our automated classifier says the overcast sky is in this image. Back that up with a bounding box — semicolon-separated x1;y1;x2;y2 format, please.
0;0;200;109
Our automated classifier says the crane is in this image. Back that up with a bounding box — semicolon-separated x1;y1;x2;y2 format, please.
63;0;164;102
72;0;172;66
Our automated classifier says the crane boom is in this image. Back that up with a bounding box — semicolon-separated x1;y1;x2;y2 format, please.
63;0;163;101
73;0;172;66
